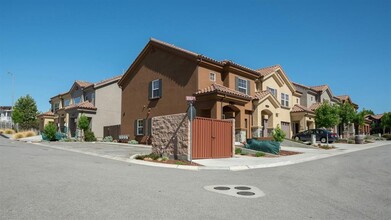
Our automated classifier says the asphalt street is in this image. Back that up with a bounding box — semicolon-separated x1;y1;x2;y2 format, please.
1;137;390;220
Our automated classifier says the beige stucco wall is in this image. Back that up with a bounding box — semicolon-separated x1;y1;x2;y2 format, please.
307;93;316;107
320;91;332;103
92;83;121;139
256;74;293;137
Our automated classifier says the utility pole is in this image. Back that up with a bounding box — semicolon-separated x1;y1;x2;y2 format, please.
7;72;15;110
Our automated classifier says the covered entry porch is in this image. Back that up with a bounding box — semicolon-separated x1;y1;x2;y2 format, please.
194;84;253;143
64;101;97;138
291;104;316;136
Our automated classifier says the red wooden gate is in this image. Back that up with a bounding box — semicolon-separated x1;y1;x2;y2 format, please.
192;117;233;159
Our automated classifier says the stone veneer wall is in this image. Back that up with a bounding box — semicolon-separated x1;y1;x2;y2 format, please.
151;113;189;160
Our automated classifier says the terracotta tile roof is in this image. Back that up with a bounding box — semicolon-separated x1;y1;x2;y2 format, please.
95;74;123;87
65;101;97;111
372;114;383;120
256;65;281;76
253;90;272;100
149;38;259;76
291;104;314;113
336;95;349;101
309;102;322;111
292;82;310;89
38;111;54;117
0;106;12;110
310;85;329;92
75;80;93;88
195;83;252;100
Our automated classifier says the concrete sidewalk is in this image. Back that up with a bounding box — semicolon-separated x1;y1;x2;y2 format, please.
193;141;390;171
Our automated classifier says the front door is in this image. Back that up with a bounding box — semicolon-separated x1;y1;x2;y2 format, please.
263;119;268;137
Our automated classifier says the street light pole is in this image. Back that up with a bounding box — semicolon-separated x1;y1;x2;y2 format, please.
7;72;15;110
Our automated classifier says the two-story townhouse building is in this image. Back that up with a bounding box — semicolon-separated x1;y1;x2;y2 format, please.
0;106;13;129
292;82;360;137
118;39;308;143
0;106;12;123
251;65;302;139
118;38;259;143
48;75;122;140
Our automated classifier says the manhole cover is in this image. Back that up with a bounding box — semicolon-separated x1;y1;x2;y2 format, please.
234;186;251;190
237;191;255;196
214;186;231;190
204;185;265;199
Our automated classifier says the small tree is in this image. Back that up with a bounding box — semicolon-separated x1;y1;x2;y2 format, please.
380;112;391;134
77;114;90;141
272;125;286;142
353;111;365;134
315;102;340;144
43;122;57;141
12;95;39;130
338;103;356;135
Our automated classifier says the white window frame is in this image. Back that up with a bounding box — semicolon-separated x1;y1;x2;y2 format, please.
267;87;277;97
237;77;248;94
209;72;216;82
73;97;81;104
281;93;289;107
136;119;144;136
54;102;60;111
151;79;160;99
64;99;70;107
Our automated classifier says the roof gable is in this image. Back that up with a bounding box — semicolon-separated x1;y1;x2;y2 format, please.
257;65;297;94
253;90;280;108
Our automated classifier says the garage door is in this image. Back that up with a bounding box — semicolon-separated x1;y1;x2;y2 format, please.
281;122;291;139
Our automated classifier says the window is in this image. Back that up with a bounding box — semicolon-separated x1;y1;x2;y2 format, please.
54;103;60;111
149;79;162;99
311;96;314;101
136;119;144;136
236;77;249;94
281;93;289;107
73;97;81;104
296;98;299;104
267;87;277;97
209;72;216;82
64;99;70;107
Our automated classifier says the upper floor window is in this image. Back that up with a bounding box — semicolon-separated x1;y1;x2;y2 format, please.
64;99;70;107
209;72;216;82
53;102;60;111
236;77;250;95
149;79;162;99
74;97;81;104
311;96;314;101
267;87;277;97
281;93;289;107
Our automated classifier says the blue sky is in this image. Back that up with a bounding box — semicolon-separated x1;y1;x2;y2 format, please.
0;0;390;114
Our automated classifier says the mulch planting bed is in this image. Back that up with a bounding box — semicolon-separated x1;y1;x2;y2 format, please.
142;158;202;166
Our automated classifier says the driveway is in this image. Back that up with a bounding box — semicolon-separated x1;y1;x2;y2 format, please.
35;141;151;161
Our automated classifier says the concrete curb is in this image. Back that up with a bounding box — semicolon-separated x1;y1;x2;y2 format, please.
30;141;390;172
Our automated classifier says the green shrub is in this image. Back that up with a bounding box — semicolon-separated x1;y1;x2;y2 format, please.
382;134;391;140
149;153;160;160
55;132;67;141
135;153;160;160
44;123;57;141
347;139;355;144
84;130;96;142
128;140;139;144
103;136;113;142
235;148;242;154
135;154;147;160
77;115;90;131
255;152;265;157
272;125;286;142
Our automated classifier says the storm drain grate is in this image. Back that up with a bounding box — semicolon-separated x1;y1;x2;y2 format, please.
204;185;265;199
234;186;251;190
214;186;231;190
